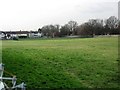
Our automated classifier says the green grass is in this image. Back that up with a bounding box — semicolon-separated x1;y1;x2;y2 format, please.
2;37;119;88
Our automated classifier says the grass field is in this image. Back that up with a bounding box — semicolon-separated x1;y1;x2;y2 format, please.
2;37;119;88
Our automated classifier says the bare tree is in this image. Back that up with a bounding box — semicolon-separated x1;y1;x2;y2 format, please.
67;21;78;35
79;22;93;36
60;24;70;36
104;16;119;34
89;19;103;35
41;24;60;38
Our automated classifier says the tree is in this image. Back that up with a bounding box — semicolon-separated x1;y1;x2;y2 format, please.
104;16;119;34
38;28;42;33
41;24;60;38
117;20;120;34
53;24;60;37
79;22;93;36
89;19;103;35
60;24;70;36
67;21;78;35
42;25;50;37
78;19;103;36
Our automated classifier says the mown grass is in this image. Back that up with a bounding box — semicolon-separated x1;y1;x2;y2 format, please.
2;37;119;88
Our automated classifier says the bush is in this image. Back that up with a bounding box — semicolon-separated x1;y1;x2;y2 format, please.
13;37;19;40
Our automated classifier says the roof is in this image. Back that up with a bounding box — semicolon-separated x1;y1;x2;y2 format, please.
1;31;39;34
2;31;29;34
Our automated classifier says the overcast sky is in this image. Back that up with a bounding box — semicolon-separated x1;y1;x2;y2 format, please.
0;0;119;31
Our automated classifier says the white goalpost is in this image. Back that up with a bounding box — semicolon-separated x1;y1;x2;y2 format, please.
0;31;26;90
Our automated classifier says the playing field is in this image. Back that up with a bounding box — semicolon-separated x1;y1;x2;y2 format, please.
2;37;119;88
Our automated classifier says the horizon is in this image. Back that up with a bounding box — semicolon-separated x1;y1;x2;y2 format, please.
0;0;119;31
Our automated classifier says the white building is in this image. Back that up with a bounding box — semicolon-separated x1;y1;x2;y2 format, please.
118;1;120;20
29;31;42;38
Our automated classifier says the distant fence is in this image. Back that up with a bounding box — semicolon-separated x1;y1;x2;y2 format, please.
94;35;119;38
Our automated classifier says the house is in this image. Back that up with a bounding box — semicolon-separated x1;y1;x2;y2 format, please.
0;30;43;39
4;31;29;39
29;31;42;38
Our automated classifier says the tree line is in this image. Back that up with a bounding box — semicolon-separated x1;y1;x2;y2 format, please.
41;16;120;38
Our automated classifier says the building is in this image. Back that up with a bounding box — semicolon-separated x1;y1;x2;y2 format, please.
3;31;29;39
118;1;120;20
0;30;43;39
29;31;42;38
6;31;29;38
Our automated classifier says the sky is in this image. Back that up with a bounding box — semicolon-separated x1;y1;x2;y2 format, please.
0;0;119;31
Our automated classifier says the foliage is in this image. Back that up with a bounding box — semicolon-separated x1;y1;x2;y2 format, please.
41;16;119;37
60;24;70;36
42;24;60;38
67;21;78;35
104;16;119;34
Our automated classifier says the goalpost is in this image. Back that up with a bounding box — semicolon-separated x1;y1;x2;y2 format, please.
0;31;26;90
